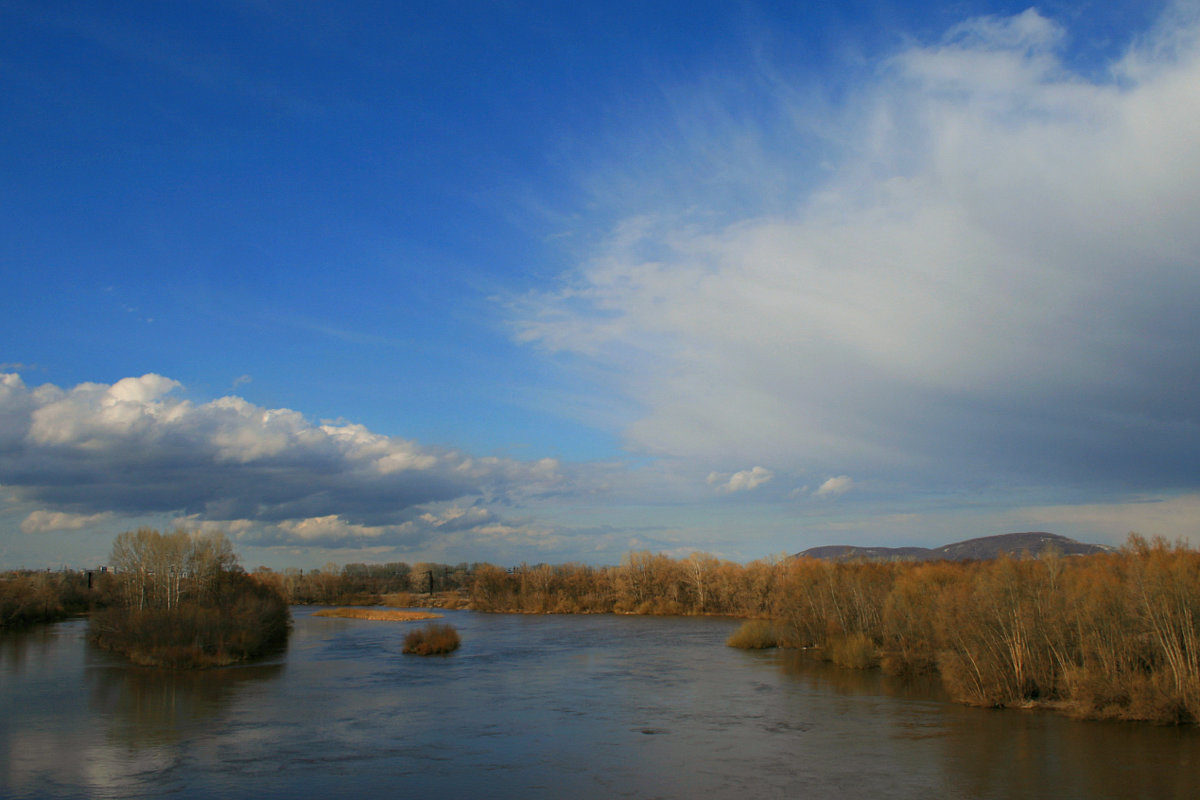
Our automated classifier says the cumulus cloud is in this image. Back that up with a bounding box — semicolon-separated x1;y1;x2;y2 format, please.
707;466;774;493
237;505;507;548
814;476;853;497
0;372;575;550
516;6;1200;492
21;510;113;534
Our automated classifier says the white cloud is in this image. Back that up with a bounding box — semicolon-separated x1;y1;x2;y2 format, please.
708;466;774;493
277;515;385;542
516;7;1200;492
0;372;583;551
814;476;853;497
27;374;182;446
174;516;255;537
20;510;113;534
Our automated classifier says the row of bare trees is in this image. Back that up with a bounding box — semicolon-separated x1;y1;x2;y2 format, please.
462;536;1200;724
252;561;473;605
469;551;785;616
109;527;239;610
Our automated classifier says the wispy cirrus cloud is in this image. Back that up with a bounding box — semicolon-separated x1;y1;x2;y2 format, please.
516;6;1200;497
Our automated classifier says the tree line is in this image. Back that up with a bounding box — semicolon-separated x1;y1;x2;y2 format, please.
456;538;1200;724
6;529;1198;722
251;561;475;605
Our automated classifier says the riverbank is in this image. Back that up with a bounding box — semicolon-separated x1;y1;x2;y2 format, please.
0;570;98;631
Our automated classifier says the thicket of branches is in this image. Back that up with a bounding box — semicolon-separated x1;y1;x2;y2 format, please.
871;535;1200;724
90;528;290;668
0;569;96;630
468;553;777;616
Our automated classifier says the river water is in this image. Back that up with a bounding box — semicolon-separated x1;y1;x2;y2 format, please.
2;608;1197;799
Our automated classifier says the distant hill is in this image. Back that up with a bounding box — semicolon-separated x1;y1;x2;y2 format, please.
794;532;1114;562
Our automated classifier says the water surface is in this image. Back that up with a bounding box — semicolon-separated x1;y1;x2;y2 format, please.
2;609;1197;798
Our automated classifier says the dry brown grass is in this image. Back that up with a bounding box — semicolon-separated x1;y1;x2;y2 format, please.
313;608;442;621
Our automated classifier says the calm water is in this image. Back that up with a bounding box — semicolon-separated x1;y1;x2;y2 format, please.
2;608;1198;799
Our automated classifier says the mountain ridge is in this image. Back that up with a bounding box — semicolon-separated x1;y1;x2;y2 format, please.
794;531;1114;562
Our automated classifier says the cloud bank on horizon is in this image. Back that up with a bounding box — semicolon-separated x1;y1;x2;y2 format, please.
0;372;574;551
3;1;1200;568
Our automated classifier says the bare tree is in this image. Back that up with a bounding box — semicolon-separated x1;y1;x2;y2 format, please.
109;528;240;610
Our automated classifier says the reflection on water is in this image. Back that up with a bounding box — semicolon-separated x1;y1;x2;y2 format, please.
1;619;284;799
0;621;79;678
773;648;1200;800
87;654;284;748
2;611;1198;799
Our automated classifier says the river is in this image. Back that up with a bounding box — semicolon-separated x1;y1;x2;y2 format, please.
2;608;1197;798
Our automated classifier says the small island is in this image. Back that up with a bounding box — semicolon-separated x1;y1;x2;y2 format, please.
89;528;291;669
314;608;442;621
403;623;461;655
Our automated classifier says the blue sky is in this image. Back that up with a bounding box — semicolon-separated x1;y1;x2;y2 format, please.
3;0;1199;570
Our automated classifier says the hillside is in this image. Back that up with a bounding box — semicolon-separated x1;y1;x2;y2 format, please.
795;532;1114;562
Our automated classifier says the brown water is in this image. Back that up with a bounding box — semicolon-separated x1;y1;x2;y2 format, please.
2;608;1197;799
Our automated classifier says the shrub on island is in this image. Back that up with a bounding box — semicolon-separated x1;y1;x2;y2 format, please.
403;623;461;655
